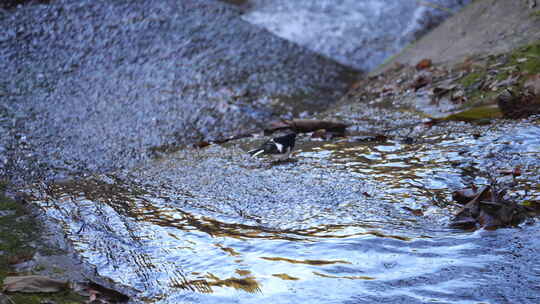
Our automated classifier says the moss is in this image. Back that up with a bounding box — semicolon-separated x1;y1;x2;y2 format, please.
0;191;86;304
457;41;540;107
462;89;500;109
442;105;502;123
459;71;485;87
0;195;38;267
510;42;540;75
529;10;540;18
493;70;511;81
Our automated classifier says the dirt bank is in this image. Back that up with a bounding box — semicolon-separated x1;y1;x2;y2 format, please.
374;0;540;74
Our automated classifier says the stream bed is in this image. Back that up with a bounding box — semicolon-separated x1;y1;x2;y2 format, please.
23;120;540;303
3;0;540;303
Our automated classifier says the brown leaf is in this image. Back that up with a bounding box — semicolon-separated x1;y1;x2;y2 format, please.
451;185;529;230
349;80;363;91
499;166;521;177
415;59;432;70
453;185;490;205
452;188;478;205
402;206;424;216
2;276;68;293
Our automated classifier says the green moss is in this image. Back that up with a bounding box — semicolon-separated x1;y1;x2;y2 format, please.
0;191;86;304
457;41;540;107
442;105;502;123
493;70;511;81
529;10;540;18
52;267;66;274
0;196;38;263
510;42;540;75
459;71;485;87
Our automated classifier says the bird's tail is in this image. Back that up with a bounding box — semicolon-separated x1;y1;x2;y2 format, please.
248;148;264;157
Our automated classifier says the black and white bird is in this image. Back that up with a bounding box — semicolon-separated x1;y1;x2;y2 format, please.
248;133;296;161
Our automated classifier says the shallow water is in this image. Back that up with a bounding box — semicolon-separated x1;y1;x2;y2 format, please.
25;121;540;303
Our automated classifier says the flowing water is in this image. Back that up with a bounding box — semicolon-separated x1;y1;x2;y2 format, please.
4;0;539;303
25;121;540;303
242;0;472;70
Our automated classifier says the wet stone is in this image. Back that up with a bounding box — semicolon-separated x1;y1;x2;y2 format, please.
1;0;357;186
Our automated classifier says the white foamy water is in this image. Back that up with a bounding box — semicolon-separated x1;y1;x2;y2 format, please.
242;0;471;71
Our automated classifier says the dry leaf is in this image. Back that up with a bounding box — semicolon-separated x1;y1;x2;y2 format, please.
402;206;424;216
415;58;432;70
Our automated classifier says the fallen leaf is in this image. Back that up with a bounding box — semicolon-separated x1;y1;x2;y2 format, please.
349;80;363;91
500;166;521;177
402;206;424;216
415;58;432;70
450;185;529;230
452;185;486;205
3;276;68;293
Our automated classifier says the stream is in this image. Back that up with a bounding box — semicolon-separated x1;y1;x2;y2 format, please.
2;0;539;303
24;121;540;303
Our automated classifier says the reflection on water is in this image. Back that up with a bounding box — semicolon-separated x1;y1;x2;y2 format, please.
25;123;540;303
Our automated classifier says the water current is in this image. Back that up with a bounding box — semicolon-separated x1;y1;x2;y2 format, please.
4;0;539;303
25;121;540;303
242;0;472;70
